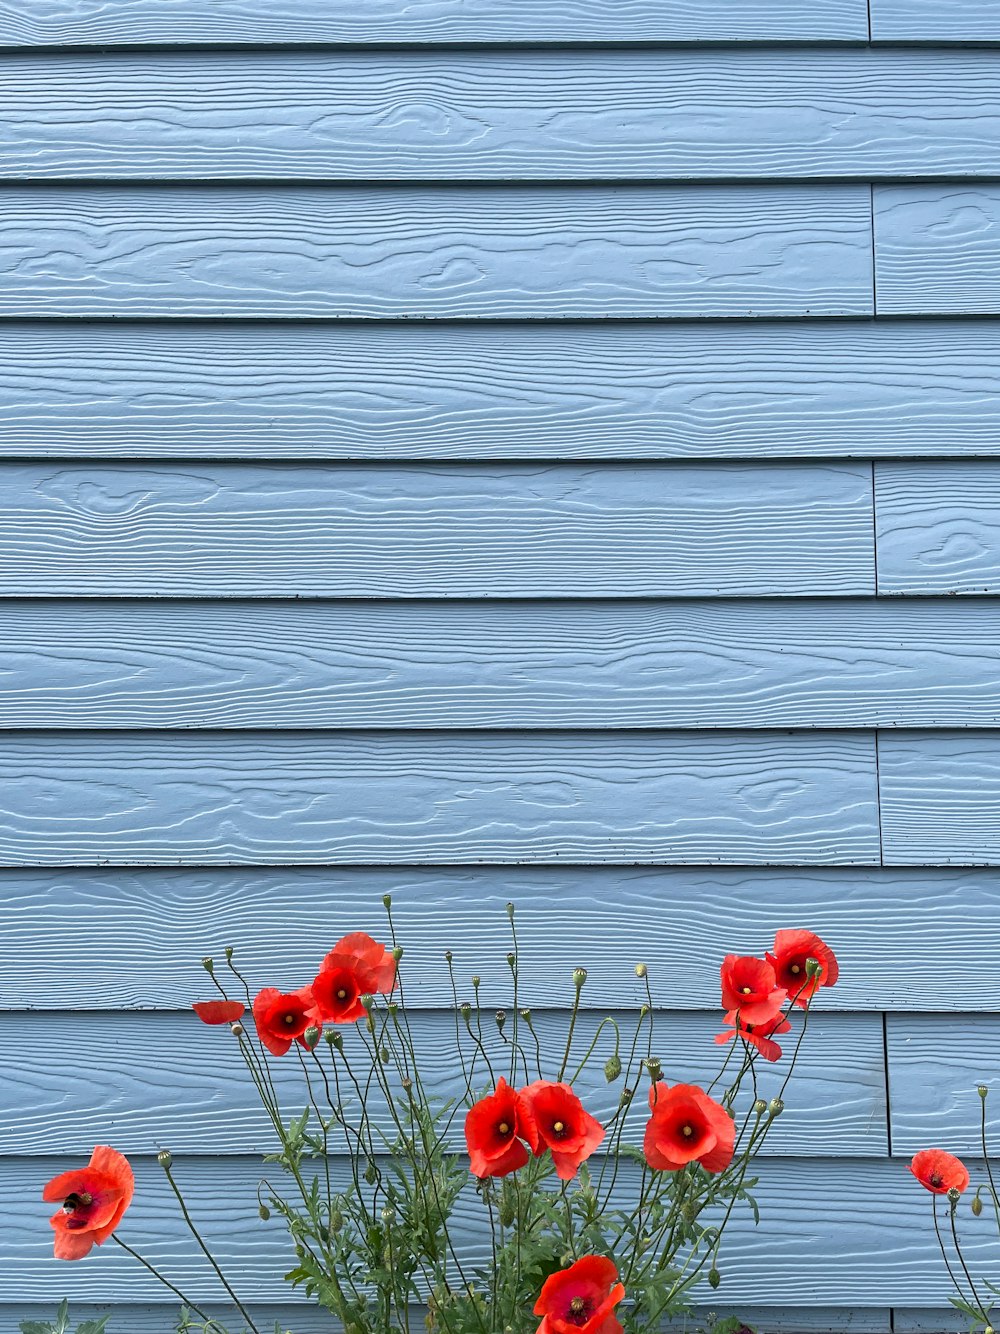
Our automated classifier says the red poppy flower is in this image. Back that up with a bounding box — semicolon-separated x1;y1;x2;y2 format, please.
910;1149;970;1195
43;1146;135;1261
518;1081;605;1181
465;1077;533;1179
252;986;320;1056
644;1083;735;1174
533;1254;625;1334
325;932;396;996
715;1011;792;1063
767;930;839;1008
192;999;245;1025
311;956;377;1025
720;955;787;1027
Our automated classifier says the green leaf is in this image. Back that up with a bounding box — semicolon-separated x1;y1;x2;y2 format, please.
18;1323;53;1334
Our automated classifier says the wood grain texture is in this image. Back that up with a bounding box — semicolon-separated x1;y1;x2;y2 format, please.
9;596;1000;729
1;865;990;1012
0;461;876;598
8;1154;993;1305
10;320;1000;461
887;1015;1000;1155
895;1314;981;1334
0;185;874;319
880;732;1000;865
0;0;870;45
871;0;1000;41
0;730;879;866
876;188;1000;315
0;1010;885;1155
12;51;1000;181
876;462;1000;595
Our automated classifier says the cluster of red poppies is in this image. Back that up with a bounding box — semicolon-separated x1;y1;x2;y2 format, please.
716;929;839;1063
193;930;397;1055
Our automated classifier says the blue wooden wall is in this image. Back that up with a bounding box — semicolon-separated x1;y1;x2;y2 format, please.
4;2;1000;1330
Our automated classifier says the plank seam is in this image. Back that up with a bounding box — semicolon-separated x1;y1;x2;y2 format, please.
875;731;885;866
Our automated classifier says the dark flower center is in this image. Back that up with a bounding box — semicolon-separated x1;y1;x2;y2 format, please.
283;1012;297;1026
931;1172;943;1187
550;1118;568;1138
62;1192;93;1229
566;1296;592;1325
497;1121;510;1136
337;988;348;1000
790;963;801;975
681;1124;694;1138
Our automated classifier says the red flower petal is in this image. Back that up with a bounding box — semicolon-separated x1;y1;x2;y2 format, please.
192;1000;245;1025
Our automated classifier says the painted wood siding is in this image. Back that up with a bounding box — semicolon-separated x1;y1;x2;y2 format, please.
3;5;999;1333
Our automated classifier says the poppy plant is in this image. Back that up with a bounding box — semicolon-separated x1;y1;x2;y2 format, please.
518;1080;605;1181
192;999;245;1025
465;1077;533;1178
910;1148;970;1195
767;929;839;1008
42;1146;135;1260
533;1254;625;1334
719;955;787;1027
645;1082;735;1174
715;1011;792;1063
252;986;320;1056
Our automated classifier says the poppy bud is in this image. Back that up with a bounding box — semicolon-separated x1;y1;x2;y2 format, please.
380;1045;391;1063
573;967;588;988
506;901;515;919
330;1210;343;1232
472;976;481;989
303;1025;321;1050
258;1203;271;1220
639;1004;650;1017
383;893;392;909
635;963;648;979
445;950;453;962
507;952;516;969
973;1193;984;1217
224;946;234;961
364;1161;377;1184
984;1327;994;1334
202;956;215;973
328;1030;343;1050
499;1193;516;1228
979;1085;989;1099
768;1098;784;1117
605;1054;622;1082
753;1099;768;1117
381;1206;395;1223
495;1009;507;1032
231;1021;245;1037
708;1268;721;1290
805;956;822;978
392;946;403;963
157;1149;173;1169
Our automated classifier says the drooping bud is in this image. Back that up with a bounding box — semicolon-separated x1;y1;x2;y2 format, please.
157;1149;173;1169
573;967;588;988
972;1192;984;1217
330;1209;343;1232
258;1203;271;1220
708;1268;721;1290
604;1054;622;1082
635;963;648;979
380;1045;391;1064
364;1161;377;1184
302;1025;321;1051
202;956;215;973
768;1097;785;1117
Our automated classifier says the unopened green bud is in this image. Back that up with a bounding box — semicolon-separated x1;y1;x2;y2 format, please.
330;1209;343;1233
635;963;647;979
380;1045;391;1063
573;967;588;988
708;1268;721;1290
258;1203;271;1220
983;1326;994;1334
507;952;516;969
605;1054;622;1082
392;946;403;963
639;1004;650;1017
768;1098;784;1117
980;1084;989;1099
499;1194;516;1228
753;1098;768;1117
804;956;822;979
302;1025;321;1050
364;1161;377;1184
202;956;215;973
157;1149;173;1169
383;893;392;909
972;1193;984;1217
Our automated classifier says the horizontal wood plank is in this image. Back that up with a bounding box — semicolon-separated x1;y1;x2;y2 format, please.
894;1314;978;1334
1;1010;885;1155
871;0;1000;41
0;730;879;866
876;188;1000;315
880;732;1000;865
0;461;875;598
887;1014;1000;1155
12;51;1000;181
11;320;1000;461
0;865;989;1012
876;462;1000;595
0;0;871;45
0;185;874;319
8;596;1000;729
7;1155;990;1306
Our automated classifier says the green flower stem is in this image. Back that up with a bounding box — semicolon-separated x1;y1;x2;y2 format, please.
111;1234;218;1326
569;1016;621;1086
932;1196;980;1317
949;1197;992;1323
557;979;584;1083
980;1094;1000;1241
160;1159;262;1334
